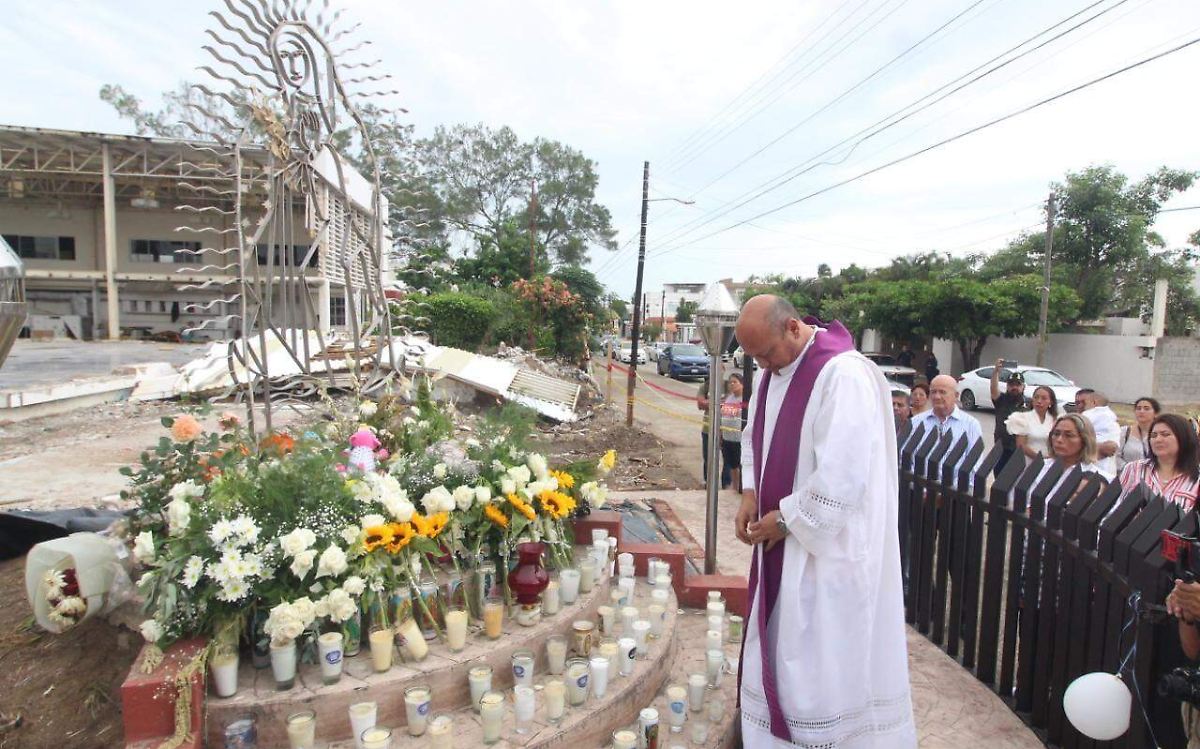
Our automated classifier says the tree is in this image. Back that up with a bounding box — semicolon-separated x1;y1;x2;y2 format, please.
641;323;663;341
607;295;629;322
675;300;699;323
454;219;548;288
553;265;606;320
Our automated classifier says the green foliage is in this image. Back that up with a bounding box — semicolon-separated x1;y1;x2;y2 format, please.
455;219;549;288
675;300;699;323
424;293;496;350
607;295;629;321
553;265;606;318
642;323;664;341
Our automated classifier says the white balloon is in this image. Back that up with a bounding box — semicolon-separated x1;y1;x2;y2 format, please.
1063;672;1132;740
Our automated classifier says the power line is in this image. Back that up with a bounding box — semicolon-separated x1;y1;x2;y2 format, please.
646;0;1132;254
650;34;1200;259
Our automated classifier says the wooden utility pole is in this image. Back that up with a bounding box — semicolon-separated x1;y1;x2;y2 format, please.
1036;191;1056;367
528;179;538;351
626;161;650;427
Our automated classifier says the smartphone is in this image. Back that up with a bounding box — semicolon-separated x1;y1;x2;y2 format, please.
1000;359;1018;368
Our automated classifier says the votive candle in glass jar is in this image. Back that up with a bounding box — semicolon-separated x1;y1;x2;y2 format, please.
444;607;468;652
571;619;595;658
648;604;666;638
483;596;504;640
705;629;722;653
348;702;376;749
597;604;616;637
285;710;315;749
546;634;568;675
360;726;392;749
620;605;638;635
728;615;744;644
428;714;453;749
542;580;561;616
618;637;637;676
403;685;431;736
317;632;344;685
632;620;651;660
705;649;724;688
687;673;706;712
368;627;394;673
589;655;610;699
544;678;566;723
511;648;534;688
559;568;581;604
397;617;429;661
468;665;492;714
565;657;590;706
513;684;536;735
599;638;620;676
612;728;637;749
579;559;595;594
667;684;688;732
479;691;505;745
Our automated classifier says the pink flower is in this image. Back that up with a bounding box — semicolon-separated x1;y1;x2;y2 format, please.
171;414;203;442
218;411;241;430
376;449;390;461
335;464;347;473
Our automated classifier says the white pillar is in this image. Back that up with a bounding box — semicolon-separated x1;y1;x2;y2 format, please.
317;278;331;336
101;143;120;340
1151;278;1169;338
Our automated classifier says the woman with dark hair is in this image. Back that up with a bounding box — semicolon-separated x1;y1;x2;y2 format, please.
909;382;930;416
720;373;746;491
1118;413;1200;510
1005;385;1059;467
1116;396;1162;471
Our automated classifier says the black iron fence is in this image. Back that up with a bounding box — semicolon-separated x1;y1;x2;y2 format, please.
898;422;1195;748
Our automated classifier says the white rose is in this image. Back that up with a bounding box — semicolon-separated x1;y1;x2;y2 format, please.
433;463;448;480
343;575;366;596
168;480;204;502
358;401;378;417
291;597;318;627
465;438;481;449
165;498;191;537
316;545;348;579
386;498;416;523
421;486;454;514
527;453;549;480
361;514;387;530
474;486;493;505
341;526;362;545
325;588;358;622
280;528;316;557
452;485;475;511
500;478;516;496
139;619;163;643
290;550;317;580
313;596;331;620
133;531;156;564
506;465;531;487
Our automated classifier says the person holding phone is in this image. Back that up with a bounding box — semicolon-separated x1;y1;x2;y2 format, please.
990;359;1027;476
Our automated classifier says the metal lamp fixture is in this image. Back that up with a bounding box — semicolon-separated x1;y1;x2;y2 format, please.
695;282;740;574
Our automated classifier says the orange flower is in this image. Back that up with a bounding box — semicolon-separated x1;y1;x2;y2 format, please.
484;504;509;528
506;493;537;521
260;432;296;455
364;524;395;552
171;414;202;442
386;522;414;553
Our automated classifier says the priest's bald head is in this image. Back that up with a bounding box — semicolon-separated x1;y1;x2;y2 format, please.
735;294;815;374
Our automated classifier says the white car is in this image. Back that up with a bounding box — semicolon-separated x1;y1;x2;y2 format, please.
956;364;1079;411
619;344;647;365
862;352;917;386
646;342;663;362
732;347;759;370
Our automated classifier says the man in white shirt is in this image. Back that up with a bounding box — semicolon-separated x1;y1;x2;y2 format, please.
910;374;984;481
1075;389;1120;476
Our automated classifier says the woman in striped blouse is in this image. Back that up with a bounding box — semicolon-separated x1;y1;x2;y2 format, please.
1117;413;1200;510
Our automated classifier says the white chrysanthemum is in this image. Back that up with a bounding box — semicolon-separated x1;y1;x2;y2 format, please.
139;619;163;643
206;559;231;586
279;528;316;557
168;480;205;502
316;545;348;579
208;519;237;548
133;531;156;564
358;401;378;417
43;570;66;597
500;478;516;496
341;526;362;546
181;556;204;588
232;515;260;546
527;453;549;480
325;588;358;623
343;575;366;597
290;549;317;580
218;577;250;602
506;464;531;488
220;549;249;579
164;497;192;537
433;463;448;480
243;552;265;579
55;596;86;616
474;486;493;505
360;514;386;530
452;485;475;511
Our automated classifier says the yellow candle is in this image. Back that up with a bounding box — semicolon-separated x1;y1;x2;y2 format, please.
361;727;392;749
612;729;638;749
285;710;315;749
369;628;394;672
480;691;504;744
445;610;468;652
483;598;504;640
544;679;566;723
397;618;428;661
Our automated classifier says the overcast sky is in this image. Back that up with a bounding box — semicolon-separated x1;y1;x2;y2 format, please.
3;0;1198;301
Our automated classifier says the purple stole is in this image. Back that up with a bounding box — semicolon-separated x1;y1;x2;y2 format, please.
738;319;855;741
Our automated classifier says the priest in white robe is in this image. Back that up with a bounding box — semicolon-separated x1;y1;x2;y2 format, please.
735;295;914;748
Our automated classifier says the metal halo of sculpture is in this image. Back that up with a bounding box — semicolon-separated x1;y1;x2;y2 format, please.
175;0;419;437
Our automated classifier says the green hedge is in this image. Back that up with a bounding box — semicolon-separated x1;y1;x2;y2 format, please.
426;293;496;350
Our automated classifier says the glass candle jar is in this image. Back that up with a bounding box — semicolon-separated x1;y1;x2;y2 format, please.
667;684;688;732
546;634;568;675
599;638;620;676
571;619;595;658
612;729;638;749
404;685;432;736
705;649;724;688
565;657;590;706
618;637;637;676
542;581;561;616
579;559;596;594
397;617;429;662
428;714;453;749
368;628;393;673
728;615;744;644
483;596;504;640
648;604;666;638
620;606;638;635
285;710;315;749
687;673;706;712
479;691;504;745
513;684;536;734
559;568;581;604
597;605;616;637
544;678;566;723
348;702;376;749
317;632;344;685
511;649;534;688
444;607;468;652
360;727;392;749
631;620;651;660
589;655;610;699
468;666;492;714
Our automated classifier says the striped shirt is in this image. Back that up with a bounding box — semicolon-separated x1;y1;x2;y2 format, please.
1117;458;1200;510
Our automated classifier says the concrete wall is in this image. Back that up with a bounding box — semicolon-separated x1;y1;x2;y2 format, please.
979;334;1156;403
0;202;100;271
1154;337;1200;404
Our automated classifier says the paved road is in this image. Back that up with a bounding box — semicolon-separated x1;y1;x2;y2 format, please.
0;339;210;389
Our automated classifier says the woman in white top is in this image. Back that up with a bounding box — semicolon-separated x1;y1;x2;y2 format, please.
1005;386;1058;468
1114;396;1161;472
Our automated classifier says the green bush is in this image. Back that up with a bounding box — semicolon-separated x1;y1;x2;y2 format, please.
425;292;495;350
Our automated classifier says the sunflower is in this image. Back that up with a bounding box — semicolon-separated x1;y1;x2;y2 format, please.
414;512;449;539
538;490;577;520
550;470;575;489
386;522;414;553
506;493;538;521
363;524;395;552
484;504;509;528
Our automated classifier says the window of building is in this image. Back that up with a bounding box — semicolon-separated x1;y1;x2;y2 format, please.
131;239;202;264
256;243;317;267
329;296;347;326
2;234;75;261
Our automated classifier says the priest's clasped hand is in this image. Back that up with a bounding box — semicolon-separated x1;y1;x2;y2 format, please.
747;511;787;549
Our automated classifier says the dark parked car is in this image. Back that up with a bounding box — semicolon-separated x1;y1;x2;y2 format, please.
657;343;709;380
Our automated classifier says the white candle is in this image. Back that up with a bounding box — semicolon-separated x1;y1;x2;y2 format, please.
513;684;536;734
706;600;725;624
479;691;504;745
468;666;493;713
428;714;453;749
617;552;634;578
559;568;581;604
620;606;638;635
707;697;725;724
360;727;392;749
210;652;239;697
285;710;315;749
544;678;566;723
632;620;651;660
349;702;377;749
687;673;706;712
546;635;567;675
707;614;723;638
651;588;670;606
483;597;504;640
646;558;661;586
691;721;708;745
579;559;595;594
618;637;637;676
610;588;625;608
618;577;636;604
597;605;616;636
655;573;672;590
269;640;297;689
589;655;610;699
599;639;620;676
591;529;609;544
667;684;688;732
445;609;468;652
705;629;722;653
404;685;431;736
648;604;666;638
707;591;723;604
397;617;428;661
369;628;393;672
317;632;344;685
565;657;590;706
511;649;534;688
612;729;638;749
542;581;561;616
705;649;724;688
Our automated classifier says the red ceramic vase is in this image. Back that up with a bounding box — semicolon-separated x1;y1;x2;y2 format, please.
508;542;550;605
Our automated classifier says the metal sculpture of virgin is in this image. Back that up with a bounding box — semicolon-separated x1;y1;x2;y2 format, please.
175;0;406;436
